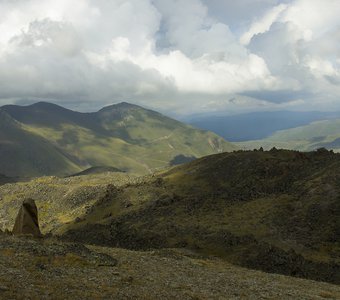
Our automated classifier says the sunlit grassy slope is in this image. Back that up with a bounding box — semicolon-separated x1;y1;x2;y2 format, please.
0;102;237;176
0;172;138;233
238;119;340;151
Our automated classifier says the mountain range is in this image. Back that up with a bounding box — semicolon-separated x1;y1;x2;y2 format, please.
238;118;340;152
0;102;237;177
1;101;339;295
187;110;340;142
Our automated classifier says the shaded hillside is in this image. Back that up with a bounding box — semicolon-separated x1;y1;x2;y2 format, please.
0;109;82;177
0;102;237;177
238;118;340;152
61;149;340;284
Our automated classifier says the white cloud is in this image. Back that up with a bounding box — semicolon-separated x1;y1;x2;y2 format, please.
244;0;340;108
240;3;288;45
0;0;339;114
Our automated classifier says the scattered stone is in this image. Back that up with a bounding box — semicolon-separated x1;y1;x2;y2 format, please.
0;285;9;292
12;198;42;237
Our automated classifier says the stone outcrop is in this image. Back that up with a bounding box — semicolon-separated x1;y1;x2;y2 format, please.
12;198;42;237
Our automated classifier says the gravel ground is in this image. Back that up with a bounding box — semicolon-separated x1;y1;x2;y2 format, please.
0;234;339;299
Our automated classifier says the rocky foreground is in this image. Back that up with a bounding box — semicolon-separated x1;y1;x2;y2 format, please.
0;234;339;300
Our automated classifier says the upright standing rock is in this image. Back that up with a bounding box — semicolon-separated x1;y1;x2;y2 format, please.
12;198;42;237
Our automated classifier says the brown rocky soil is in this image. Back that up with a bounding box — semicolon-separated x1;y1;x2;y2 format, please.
0;234;339;299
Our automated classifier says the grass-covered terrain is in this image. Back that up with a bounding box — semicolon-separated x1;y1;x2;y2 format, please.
1;150;338;284
0;102;237;177
0;110;81;177
238;118;340;152
0;172;141;233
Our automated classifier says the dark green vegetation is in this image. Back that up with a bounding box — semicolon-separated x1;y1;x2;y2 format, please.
54;149;340;284
188;110;339;141
0;102;237;177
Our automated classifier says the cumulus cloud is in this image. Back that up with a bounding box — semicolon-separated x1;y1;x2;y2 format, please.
0;0;339;114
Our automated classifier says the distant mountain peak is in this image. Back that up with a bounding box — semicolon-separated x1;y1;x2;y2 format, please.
98;102;141;113
30;101;60;107
2;101;71;115
28;101;72;112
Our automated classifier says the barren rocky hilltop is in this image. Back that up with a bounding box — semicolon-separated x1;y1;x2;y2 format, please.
0;148;339;299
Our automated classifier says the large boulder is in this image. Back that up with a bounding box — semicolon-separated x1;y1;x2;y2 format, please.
12;198;42;237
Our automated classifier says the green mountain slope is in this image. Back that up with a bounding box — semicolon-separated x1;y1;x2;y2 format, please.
59;149;340;284
238;118;340;151
0;102;237;176
0;109;82;177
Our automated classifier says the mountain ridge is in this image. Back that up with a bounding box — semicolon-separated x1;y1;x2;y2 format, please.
0;101;237;177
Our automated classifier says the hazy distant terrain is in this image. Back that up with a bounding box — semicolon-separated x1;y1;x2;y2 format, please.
0;102;237;177
238;118;340;152
188;111;340;142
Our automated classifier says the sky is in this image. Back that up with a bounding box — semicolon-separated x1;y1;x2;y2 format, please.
0;0;339;116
